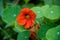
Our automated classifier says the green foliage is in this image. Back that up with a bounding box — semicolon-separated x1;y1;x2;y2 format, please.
54;0;60;5
31;5;60;20
41;5;60;20
17;31;30;40
44;0;53;5
0;0;3;16
2;6;21;25
37;24;55;39
46;25;60;40
44;0;60;5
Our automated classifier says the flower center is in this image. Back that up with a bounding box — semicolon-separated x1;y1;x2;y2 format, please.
26;15;30;19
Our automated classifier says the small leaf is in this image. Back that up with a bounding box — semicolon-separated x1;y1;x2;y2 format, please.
46;25;60;40
2;6;21;24
17;31;30;40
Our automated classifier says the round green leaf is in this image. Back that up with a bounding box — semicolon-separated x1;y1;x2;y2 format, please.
2;6;21;24
17;31;30;40
31;6;43;18
46;25;60;40
42;5;60;20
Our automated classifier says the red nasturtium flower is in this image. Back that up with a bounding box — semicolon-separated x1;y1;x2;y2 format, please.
16;8;36;29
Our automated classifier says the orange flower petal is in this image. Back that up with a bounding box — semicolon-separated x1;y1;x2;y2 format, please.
29;10;36;19
17;14;26;25
24;20;32;28
24;19;35;28
17;13;25;19
21;8;30;14
17;19;27;25
31;20;35;26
